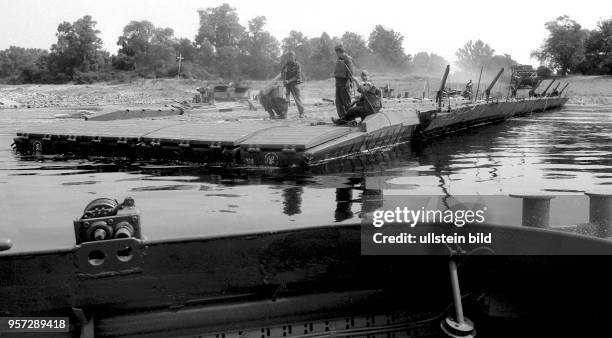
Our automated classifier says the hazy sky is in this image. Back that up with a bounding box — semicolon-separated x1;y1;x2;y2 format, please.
1;0;611;66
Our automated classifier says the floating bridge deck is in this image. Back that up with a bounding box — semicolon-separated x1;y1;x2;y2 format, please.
14;110;421;166
12;97;568;167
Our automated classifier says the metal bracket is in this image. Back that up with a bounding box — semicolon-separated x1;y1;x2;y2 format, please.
74;238;144;279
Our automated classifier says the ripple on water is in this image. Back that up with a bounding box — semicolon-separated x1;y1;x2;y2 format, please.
130;184;197;191
0;105;611;251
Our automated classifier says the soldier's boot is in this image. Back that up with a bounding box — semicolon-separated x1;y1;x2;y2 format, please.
331;117;347;125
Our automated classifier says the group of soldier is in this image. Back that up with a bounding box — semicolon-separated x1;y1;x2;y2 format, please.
259;45;383;125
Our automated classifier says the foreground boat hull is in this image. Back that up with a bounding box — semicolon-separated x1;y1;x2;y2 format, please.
1;222;611;337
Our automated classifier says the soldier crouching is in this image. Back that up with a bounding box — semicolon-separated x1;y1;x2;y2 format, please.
332;70;382;125
258;85;289;119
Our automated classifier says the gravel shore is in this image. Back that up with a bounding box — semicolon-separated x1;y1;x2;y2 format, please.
1;75;610;110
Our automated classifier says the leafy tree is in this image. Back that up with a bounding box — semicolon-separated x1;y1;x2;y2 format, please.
489;54;518;72
170;38;212;78
175;38;198;62
412;52;448;76
216;46;242;79
0;46;48;83
536;65;553;77
308;32;338;79
580;17;612;75
455;40;495;73
196;3;244;48
48;15;104;78
340;32;370;60
455;40;517;82
367;25;411;70
116;21;155;60
282;30;313;65
282;31;307;53
116;20;178;77
239;16;280;79
193;3;252;79
531;15;588;76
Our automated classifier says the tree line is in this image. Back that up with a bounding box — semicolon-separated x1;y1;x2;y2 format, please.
0;4;417;84
3;5;606;85
533;15;612;76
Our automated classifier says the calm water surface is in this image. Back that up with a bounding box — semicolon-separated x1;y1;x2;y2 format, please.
1;105;611;253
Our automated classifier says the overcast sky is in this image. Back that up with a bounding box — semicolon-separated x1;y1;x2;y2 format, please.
1;0;611;66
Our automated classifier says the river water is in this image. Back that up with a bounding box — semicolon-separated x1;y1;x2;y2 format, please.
1;105;611;253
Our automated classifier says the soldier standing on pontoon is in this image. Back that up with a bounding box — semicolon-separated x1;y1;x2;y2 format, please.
333;45;356;119
281;51;306;118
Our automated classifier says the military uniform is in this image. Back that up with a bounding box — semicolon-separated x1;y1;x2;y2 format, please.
259;86;288;119
335;81;382;124
334;54;355;118
281;60;305;116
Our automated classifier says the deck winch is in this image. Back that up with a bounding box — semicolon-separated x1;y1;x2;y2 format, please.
74;197;141;244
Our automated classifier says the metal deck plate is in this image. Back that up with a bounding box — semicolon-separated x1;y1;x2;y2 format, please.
239;125;352;150
17;120;181;138
144;121;284;145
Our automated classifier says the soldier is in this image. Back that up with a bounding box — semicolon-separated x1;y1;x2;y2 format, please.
281;51;306;117
550;87;559;96
463;80;473;100
333;45;356;119
195;85;209;103
258;84;288;119
332;70;382;125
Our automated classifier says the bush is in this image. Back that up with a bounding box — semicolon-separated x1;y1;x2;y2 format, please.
171;62;215;80
108;70;139;84
536;66;553;78
73;71;103;84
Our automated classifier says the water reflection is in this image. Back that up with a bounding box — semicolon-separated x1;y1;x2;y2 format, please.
1;106;611;252
282;187;303;216
334;187;354;222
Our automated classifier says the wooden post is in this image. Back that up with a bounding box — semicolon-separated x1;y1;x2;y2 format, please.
176;53;184;80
